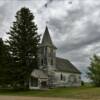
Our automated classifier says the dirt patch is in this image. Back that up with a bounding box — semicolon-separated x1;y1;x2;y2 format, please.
0;96;99;100
0;96;80;100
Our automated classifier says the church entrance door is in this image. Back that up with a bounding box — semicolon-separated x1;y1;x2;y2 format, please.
41;81;47;88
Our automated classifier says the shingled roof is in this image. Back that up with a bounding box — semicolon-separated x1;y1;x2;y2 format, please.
40;26;57;49
56;57;81;74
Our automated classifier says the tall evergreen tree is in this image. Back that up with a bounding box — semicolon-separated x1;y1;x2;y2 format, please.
0;38;10;85
6;7;40;89
0;38;4;84
87;55;100;87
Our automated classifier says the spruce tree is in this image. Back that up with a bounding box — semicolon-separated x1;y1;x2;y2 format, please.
0;38;10;86
0;38;4;85
7;7;40;89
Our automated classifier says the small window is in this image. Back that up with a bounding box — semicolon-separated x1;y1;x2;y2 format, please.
60;73;65;81
61;73;63;80
41;59;43;65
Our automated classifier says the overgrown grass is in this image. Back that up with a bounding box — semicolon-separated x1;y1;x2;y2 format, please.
0;86;100;99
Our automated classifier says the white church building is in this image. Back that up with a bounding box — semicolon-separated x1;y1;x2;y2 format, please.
29;26;81;89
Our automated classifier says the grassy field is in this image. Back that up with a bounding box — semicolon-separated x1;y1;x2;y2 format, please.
0;86;100;99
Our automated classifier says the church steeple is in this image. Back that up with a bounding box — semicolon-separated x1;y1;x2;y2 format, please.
41;26;56;49
39;26;57;70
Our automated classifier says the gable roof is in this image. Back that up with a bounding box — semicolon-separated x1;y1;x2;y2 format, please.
56;57;81;74
40;26;57;49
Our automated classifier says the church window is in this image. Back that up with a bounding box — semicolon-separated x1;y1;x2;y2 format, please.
60;73;65;81
48;47;51;57
48;47;53;57
68;75;77;83
30;77;38;87
44;47;47;57
44;57;47;65
41;59;43;65
61;73;63;80
43;47;48;65
51;59;53;65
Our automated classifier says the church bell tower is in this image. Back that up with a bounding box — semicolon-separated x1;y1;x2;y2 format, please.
39;26;57;72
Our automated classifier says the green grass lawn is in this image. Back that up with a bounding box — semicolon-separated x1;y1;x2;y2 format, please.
0;86;100;99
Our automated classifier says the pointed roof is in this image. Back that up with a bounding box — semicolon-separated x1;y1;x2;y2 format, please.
41;26;57;49
42;26;53;45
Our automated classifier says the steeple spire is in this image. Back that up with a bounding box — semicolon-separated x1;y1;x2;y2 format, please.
42;26;53;45
40;26;57;49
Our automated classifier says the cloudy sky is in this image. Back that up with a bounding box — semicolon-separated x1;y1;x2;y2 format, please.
0;0;100;81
